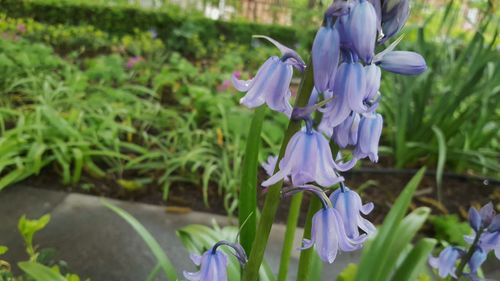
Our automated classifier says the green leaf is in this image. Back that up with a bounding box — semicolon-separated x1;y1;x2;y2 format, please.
389;238;437;281
337;264;358;281
239;106;266;254
102;200;178;281
355;167;426;281
432;126;446;202
18;214;51;257
18;262;66;281
0;246;8;255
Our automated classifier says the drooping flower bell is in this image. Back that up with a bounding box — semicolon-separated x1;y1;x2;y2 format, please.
330;185;376;239
283;185;366;263
465;202;500;259
332;112;360;148
379;0;410;44
363;64;381;112
319;53;367;130
184;241;247;281
428;246;465;279
375;50;427;75
349;0;378;63
232;36;306;116
353;113;383;162
312;16;340;93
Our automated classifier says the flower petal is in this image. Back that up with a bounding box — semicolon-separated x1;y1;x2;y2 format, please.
378;51;427;75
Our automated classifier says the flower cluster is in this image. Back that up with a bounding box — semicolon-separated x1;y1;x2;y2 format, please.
233;0;426;264
429;203;499;280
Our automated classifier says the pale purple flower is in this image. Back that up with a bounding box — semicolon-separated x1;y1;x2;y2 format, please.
465;202;500;259
364;64;381;112
232;36;305;116
349;0;378;63
126;56;144;69
468;247;487;276
379;0;410;44
312;17;340;93
429;246;464;279
335;13;352;48
302;207;365;263
332;112;360;148
375;51;427;75
17;24;26;34
330;186;376;239
184;241;247;281
184;250;228;281
353;113;383;162
262;128;350;188
319;60;367;130
287;185;365;263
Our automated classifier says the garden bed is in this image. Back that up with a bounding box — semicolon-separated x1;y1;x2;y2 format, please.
22;165;500;227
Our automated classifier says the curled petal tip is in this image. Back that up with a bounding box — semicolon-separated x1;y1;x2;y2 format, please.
253;35;305;70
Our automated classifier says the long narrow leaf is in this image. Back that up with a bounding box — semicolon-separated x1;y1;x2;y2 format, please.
102;200;178;281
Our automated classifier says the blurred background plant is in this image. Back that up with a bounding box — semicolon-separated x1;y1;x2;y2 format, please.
0;0;498;217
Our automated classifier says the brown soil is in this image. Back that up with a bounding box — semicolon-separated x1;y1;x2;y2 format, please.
21;165;499;227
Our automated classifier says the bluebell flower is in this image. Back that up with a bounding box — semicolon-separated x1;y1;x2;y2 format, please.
284;185;366;263
349;0;378;63
364;64;381;112
312;16;340;93
262;128;349;188
319;59;367;130
332;112;360;148
353;113;383;162
429;246;465;279
468;247;487;277
184;241;247;281
379;0;410;44
232;36;305;116
330;186;376;239
375;50;427;75
465;202;500;259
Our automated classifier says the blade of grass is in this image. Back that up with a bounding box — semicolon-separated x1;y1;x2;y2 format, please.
102;200;178;281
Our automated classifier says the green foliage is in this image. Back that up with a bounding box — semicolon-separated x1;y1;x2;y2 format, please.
382;9;500;177
355;168;437;281
429;215;471;246
18;262;66;281
177;223;276;281
0;247;7;256
336;263;357;281
0;0;308;58
102;200;178;281
18;214;51;260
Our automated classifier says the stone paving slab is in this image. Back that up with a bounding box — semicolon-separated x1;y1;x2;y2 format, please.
0;186;357;280
1;185;498;281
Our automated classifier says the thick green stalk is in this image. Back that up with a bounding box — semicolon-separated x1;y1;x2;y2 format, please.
296;197;322;281
239;106;266;254
277;192;304;281
242;59;314;281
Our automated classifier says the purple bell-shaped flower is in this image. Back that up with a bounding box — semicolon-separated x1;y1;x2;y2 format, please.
262;128;346;188
284;185;366;263
353;113;383;162
349;0;378;63
312;16;340;93
330;186;376;239
375;50;427;75
380;0;410;44
184;241;247;281
428;246;465;279
332;112;361;148
232;36;305;116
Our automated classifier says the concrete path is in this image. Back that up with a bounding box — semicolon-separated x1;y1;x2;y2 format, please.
0;185;498;281
0;185;358;280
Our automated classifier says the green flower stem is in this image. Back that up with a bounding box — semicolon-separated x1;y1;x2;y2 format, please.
242;59;315;281
456;227;484;279
239;106;266;255
296;197;322;281
277;192;304;281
